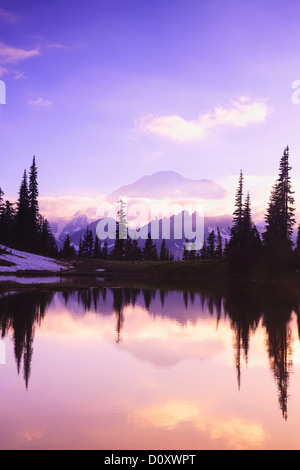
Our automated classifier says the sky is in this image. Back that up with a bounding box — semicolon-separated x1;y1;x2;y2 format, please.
1;0;300;219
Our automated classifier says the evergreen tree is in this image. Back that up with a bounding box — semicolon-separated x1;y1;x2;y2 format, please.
78;237;83;258
111;200;127;260
93;235;101;258
0;187;5;243
28;156;39;230
159;238;168;261
227;175;261;272
189;242;197;260
41;217;58;258
0;200;16;246
81;228;94;258
215;227;223;259
183;239;190;260
0;187;4;215
143;233;158;260
207;230;216;259
131;236;142;260
16;170;30;250
263;147;296;250
200;238;208;260
102;239;108;259
229;170;244;245
295;224;300;256
63;234;76;258
124;235;133;260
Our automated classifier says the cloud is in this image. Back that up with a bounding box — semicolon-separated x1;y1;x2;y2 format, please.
28;98;53;107
46;43;68;50
38;196;106;220
138;97;271;142
0;66;7;77
13;70;26;81
0;7;20;24
0;42;40;64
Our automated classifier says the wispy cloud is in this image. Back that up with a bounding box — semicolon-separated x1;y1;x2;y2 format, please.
46;43;69;51
0;42;40;64
138;97;271;142
28;98;53;107
13;70;26;81
0;7;20;24
0;66;7;77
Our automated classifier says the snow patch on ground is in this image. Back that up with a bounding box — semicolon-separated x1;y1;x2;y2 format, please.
0;276;64;284
0;245;67;273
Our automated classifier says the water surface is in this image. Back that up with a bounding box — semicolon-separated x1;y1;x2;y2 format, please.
1;284;300;450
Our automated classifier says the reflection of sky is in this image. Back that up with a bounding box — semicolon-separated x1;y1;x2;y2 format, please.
1;291;300;450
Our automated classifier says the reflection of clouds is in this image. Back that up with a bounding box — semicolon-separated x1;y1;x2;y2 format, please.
131;400;267;450
39;303;231;367
16;430;43;443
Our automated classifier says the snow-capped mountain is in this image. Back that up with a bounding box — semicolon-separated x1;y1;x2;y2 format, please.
57;213;93;250
55;171;232;255
60;212;231;259
106;170;227;203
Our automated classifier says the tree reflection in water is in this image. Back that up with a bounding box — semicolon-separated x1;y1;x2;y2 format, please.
1;283;300;420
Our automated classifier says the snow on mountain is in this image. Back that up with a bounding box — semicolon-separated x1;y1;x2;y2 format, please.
54;171;231;256
0;245;67;272
64;212;232;260
56;212;94;248
106;170;227;203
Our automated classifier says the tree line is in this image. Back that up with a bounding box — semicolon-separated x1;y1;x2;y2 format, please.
1;147;300;274
0;157;57;257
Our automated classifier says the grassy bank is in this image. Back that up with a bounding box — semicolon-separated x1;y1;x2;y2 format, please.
1;257;300;293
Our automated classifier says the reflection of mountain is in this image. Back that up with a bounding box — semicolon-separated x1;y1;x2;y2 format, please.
1;285;300;420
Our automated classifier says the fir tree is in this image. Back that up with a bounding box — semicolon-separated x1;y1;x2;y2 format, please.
102;239;108;259
111;200;127;260
81;228;94;258
200;238;208;260
131;236;142;260
16;170;30;250
124;235;133;260
63;234;76;258
0;200;16;246
78;237;83;258
295;224;300;258
215;227;223;259
227;175;261;272
28;156;39;230
93;235;101;258
0;187;4;215
183;239;189;260
41;217;58;257
143;233;158;260
159;238;168;261
207;230;216;259
263;147;296;249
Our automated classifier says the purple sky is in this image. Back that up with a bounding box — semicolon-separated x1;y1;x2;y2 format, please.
1;0;300;206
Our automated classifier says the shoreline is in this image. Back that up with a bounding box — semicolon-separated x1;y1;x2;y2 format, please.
1;258;300;292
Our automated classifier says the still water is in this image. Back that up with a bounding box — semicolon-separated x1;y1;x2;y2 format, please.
1;283;300;450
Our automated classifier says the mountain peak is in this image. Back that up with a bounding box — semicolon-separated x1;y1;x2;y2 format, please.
106;170;227;202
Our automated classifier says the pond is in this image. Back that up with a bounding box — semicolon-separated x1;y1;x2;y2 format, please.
0;283;300;450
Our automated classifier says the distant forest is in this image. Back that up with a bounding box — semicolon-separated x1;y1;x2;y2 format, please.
1;147;300;273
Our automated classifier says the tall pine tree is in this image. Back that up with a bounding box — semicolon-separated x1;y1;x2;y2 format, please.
263;147;295;249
